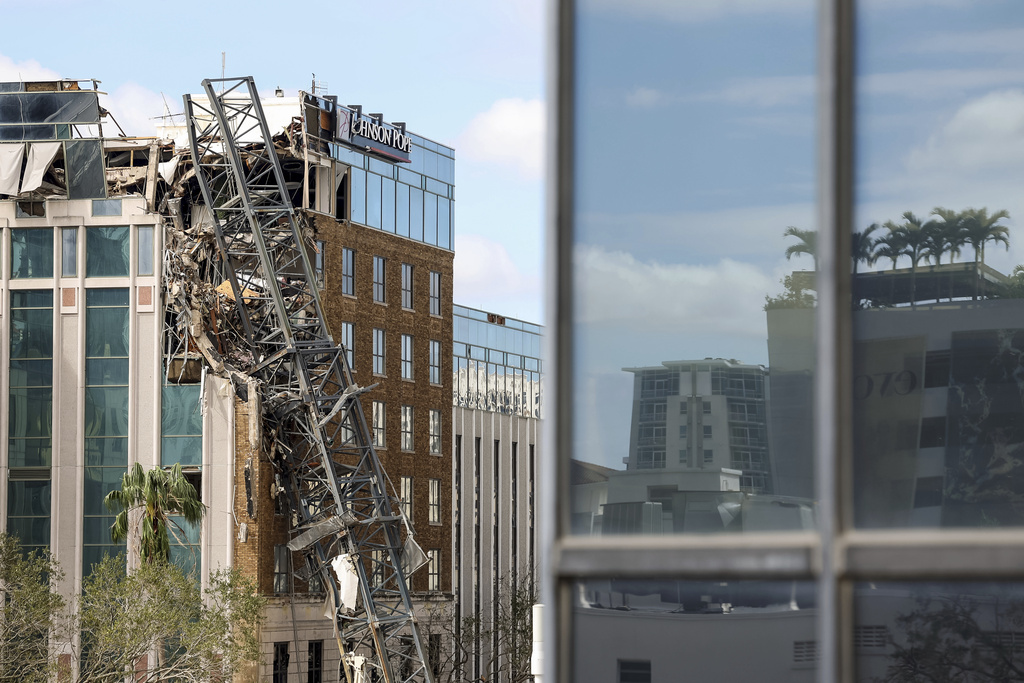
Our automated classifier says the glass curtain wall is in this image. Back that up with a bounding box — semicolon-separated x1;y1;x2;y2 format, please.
551;1;1024;681
83;288;129;572
7;290;53;553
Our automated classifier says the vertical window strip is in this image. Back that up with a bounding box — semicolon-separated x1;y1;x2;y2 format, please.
342;247;355;296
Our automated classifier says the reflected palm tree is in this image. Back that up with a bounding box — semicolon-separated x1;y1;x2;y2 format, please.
784;226;817;270
929;207;969;301
852;224;879;308
962;207;1011;300
885;212;930;308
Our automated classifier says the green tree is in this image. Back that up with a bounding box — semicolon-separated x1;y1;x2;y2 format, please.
885;212;931;307
852;223;879;277
784;226;817;269
764;274;816;311
75;554;264;683
961;207;1011;300
104;462;206;564
0;534;68;683
929;207;970;301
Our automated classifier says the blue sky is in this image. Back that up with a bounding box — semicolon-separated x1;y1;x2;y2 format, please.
571;0;1024;469
0;0;546;323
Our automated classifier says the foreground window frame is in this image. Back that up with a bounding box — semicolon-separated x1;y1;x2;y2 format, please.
543;2;1024;683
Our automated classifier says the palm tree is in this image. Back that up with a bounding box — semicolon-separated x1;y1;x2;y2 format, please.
886;212;930;307
784;227;817;270
104;462;206;564
930;207;969;301
961;207;1011;300
872;228;907;306
852;223;879;276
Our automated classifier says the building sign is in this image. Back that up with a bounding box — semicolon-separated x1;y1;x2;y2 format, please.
300;92;410;164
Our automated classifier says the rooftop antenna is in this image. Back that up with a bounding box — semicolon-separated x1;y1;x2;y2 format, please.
311;73;328;95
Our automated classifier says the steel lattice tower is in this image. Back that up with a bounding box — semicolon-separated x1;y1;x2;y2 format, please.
183;77;433;683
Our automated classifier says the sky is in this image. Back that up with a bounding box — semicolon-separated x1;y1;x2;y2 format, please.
0;0;546;323
571;0;1024;469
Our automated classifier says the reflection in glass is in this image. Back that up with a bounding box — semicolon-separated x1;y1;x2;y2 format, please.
854;582;1024;682
570;0;817;535
853;6;1024;528
11;228;53;279
574;579;816;682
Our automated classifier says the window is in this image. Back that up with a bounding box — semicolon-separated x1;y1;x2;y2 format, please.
313;240;325;289
429;479;441;524
400;475;413;521
273;642;289;683
138;226;154;276
11;229;53;279
680;401;688;415
341;247;355;296
429;409;441;455
373;328;385;375
61;227;77;277
679;449;687;464
429;340;441;384
86;226;129;277
678;425;687;439
427;549;440;591
703;425;712;439
340;321;354;368
702;400;711;415
401;334;414;379
372;401;385;448
402;262;414;309
401;405;413;451
273;545;290;593
703;449;713;464
307;641;322;683
429;271;441;315
373;255;386;302
618;660;651;683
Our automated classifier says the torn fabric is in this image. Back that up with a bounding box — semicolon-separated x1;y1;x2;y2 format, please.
401;534;428;576
20;142;60;194
0;143;25;196
331;554;360;613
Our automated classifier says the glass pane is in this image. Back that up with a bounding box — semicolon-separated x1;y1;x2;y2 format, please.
84;387;129;437
853;5;1024;528
570;0;817;534
162;384;203;435
86;308;129;358
367;173;382;229
7;480;51;516
574;579;816;682
62;227;77;276
86;227;130;277
161;436;203;467
8;438;51;467
84;438;128;468
854;582;1024;682
410;187;424;242
11;229;53;279
137;225;154;275
65;139;105;200
8;387;52;438
382;177;396;232
350;167;366;224
83;468;126;514
6;516;50;548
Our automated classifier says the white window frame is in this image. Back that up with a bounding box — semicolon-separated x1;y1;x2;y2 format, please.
428;409;441;455
372;400;385;448
401;405;413;451
372;328;385;375
401;262;414;309
401;334;413;380
429;478;441;524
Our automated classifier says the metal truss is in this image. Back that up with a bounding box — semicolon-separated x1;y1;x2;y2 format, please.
183;77;433;683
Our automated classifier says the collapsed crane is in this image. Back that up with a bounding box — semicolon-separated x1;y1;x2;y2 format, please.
178;77;432;683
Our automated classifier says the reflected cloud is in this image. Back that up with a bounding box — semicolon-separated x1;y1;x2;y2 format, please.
694;75;814;107
860;68;1024;100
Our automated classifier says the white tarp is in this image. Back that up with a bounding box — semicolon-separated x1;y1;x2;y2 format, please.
0;143;25;196
331;553;360;613
19;142;60;194
401;534;428;575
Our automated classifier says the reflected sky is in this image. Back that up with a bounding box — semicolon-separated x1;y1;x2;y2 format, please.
572;1;816;472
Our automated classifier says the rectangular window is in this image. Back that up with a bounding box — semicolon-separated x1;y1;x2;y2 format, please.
679;425;687;439
273;642;289;683
703;425;712;439
680;401;688;414
373;328;385;375
273;545;290;593
679;449;688;463
86;226;129;277
11;229;53;279
372;401;385;448
428;548;440;591
703;449;714;464
341;247;355;296
618;660;651;683
313;240;325;290
429;478;441;524
401;334;414;379
429;409;441;455
402;262;414;309
61;227;77;277
137;226;154;276
429;340;441;384
401;405;414;451
400;475;413;521
429;271;441;316
373;255;386;302
307;641;322;683
341;322;354;368
703;400;712;415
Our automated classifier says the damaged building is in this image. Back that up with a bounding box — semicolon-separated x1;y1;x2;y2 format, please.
0;77;458;682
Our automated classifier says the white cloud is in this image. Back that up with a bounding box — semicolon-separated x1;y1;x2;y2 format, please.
100;83;166;138
454;234;542;319
456;98;545;180
626;87;668;108
574;245;774;339
0;54;60;82
695;75;814;108
861;68;1024;101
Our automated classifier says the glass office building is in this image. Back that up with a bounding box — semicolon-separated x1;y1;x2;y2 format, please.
547;1;1024;681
